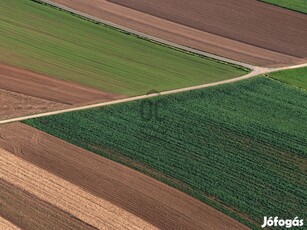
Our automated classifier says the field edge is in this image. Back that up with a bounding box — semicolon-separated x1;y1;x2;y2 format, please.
30;0;251;73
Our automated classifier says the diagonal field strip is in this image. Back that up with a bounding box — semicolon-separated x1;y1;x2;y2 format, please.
0;216;21;230
1;63;307;125
1;0;306;125
0;147;158;230
36;0;255;70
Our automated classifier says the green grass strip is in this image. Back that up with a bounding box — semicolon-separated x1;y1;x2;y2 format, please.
0;0;246;96
268;67;307;90
260;0;307;14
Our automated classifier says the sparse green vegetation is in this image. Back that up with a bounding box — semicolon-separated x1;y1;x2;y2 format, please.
0;0;246;96
25;77;307;229
261;0;307;14
268;67;307;90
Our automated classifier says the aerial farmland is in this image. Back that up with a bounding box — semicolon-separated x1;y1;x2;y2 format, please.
0;0;306;229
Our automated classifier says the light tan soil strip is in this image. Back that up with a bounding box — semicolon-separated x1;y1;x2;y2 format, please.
0;147;158;230
0;216;21;230
0;123;249;230
0;179;97;230
0;88;65;120
49;0;306;67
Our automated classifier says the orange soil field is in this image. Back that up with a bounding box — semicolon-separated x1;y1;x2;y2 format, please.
51;0;307;67
0;123;249;230
0;63;124;119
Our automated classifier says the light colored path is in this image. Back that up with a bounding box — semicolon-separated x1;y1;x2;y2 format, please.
1;0;306;125
0;217;21;230
1;63;307;125
39;0;255;70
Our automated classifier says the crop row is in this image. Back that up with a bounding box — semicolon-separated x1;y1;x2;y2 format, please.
25;77;307;229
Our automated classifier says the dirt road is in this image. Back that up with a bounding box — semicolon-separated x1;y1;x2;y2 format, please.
5;0;306;124
110;0;307;58
0;63;124;120
39;0;255;69
48;0;307;66
1;63;307;125
0;89;65;120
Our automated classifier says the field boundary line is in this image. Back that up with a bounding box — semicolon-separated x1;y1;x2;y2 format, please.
34;0;255;70
2;0;306;124
1;63;307;125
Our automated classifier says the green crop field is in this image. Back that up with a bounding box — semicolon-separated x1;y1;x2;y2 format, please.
268;67;307;90
25;77;307;229
0;0;246;96
261;0;307;14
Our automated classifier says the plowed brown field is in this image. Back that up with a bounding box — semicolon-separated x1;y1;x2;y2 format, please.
0;63;124;119
0;123;249;230
0;63;123;104
0;89;64;120
0;148;156;230
0;179;96;230
50;0;307;66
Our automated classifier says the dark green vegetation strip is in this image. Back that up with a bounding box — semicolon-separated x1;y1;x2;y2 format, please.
0;0;246;96
25;77;307;229
260;0;307;14
268;67;307;90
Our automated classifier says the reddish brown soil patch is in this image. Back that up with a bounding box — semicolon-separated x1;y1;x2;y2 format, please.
51;0;307;67
109;0;307;58
0;179;96;230
0;89;65;120
0;63;125;119
0;123;249;230
0;63;124;105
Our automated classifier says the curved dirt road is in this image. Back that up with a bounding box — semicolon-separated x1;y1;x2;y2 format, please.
1;63;307;125
1;0;305;125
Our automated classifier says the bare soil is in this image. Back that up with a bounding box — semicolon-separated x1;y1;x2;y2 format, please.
0;148;156;230
51;0;307;67
0;179;96;230
0;89;65;120
0;123;249;230
0;63;124;119
0;216;20;230
109;0;307;58
0;63;124;105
